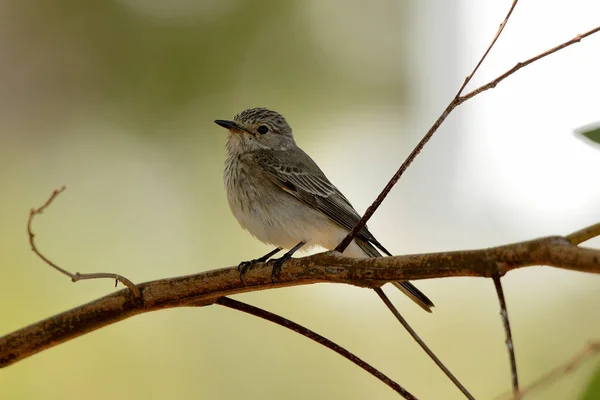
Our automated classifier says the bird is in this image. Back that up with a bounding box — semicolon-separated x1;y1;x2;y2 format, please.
215;107;434;312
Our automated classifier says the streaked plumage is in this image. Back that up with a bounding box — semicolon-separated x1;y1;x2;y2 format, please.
217;107;434;312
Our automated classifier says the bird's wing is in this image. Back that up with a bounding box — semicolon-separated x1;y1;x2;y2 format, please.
250;149;391;255
250;149;435;312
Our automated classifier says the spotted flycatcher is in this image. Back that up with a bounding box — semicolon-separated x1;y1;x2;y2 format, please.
216;108;433;312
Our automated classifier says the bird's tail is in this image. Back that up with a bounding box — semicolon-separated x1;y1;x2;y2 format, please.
390;281;434;313
355;238;434;313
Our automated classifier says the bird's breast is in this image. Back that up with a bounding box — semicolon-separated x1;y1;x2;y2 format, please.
223;154;338;250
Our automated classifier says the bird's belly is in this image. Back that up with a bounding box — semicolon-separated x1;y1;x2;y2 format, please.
226;180;346;251
224;160;367;255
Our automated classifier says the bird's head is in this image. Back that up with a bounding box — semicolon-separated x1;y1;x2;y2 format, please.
215;107;296;154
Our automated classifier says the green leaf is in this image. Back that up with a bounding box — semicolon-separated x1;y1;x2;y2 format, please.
580;362;600;400
575;123;600;146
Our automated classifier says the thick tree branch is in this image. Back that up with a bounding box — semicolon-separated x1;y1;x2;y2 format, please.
2;226;599;368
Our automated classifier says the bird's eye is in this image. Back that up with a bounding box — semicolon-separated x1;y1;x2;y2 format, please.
257;125;269;135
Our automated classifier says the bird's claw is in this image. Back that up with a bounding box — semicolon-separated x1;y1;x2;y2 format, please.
237;246;294;285
237;260;255;284
237;253;276;284
268;256;290;283
238;259;268;284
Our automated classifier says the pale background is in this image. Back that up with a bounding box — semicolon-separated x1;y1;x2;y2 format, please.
1;1;600;399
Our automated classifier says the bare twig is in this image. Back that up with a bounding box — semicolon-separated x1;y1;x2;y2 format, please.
457;0;519;95
374;288;475;400
494;341;600;400
336;0;522;254
216;297;418;400
27;187;140;298
566;223;600;245
336;21;600;255
493;276;519;396
459;26;600;104
27;186;69;275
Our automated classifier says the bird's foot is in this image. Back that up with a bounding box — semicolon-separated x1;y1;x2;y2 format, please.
237;249;281;284
237;260;258;283
268;253;292;283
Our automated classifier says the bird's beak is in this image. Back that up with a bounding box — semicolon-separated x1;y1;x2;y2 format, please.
215;120;241;132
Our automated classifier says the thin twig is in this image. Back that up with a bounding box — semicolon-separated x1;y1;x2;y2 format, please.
566;223;600;245
494;341;600;400
336;0;521;254
27;187;141;297
336;21;600;256
459;26;600;104
493;276;519;396
215;297;418;400
457;0;519;96
374;288;476;400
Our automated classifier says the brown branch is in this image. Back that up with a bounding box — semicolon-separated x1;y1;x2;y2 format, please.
375;288;475;400
493;341;600;400
27;187;140;298
216;297;418;399
335;20;600;254
2;224;600;368
28;189;415;395
493;277;519;395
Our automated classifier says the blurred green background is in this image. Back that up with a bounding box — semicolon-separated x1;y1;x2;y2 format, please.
2;1;600;399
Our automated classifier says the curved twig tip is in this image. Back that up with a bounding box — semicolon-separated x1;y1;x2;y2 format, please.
28;188;141;298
